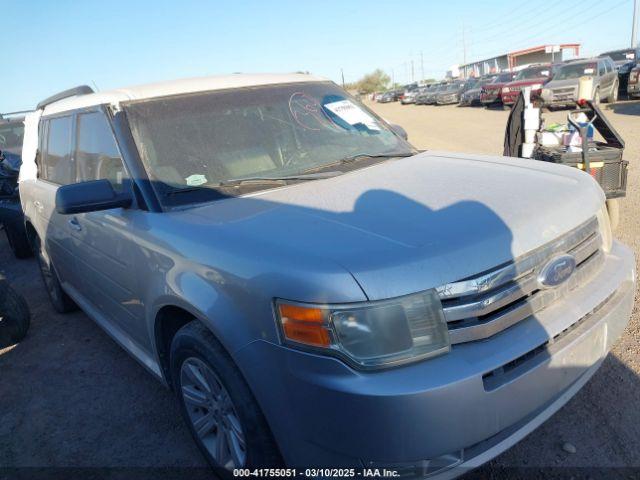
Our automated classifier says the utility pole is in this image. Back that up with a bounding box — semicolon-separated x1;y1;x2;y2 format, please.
391;68;395;87
462;24;467;78
420;51;424;82
411;60;415;83
633;0;639;48
341;68;345;89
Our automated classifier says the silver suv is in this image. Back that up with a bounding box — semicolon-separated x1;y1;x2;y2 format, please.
541;57;619;106
19;74;635;477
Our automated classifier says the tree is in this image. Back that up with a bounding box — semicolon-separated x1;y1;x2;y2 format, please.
355;69;391;93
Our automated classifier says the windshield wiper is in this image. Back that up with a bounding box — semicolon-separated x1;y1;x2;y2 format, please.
302;152;415;173
165;171;343;196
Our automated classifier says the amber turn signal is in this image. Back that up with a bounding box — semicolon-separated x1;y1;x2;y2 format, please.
277;303;332;347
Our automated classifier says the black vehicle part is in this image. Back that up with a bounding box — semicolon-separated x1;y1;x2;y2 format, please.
0;277;30;348
36;85;94;110
0;199;31;259
533;100;628;200
503;91;526;157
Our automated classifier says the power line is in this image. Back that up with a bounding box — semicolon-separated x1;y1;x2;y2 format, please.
469;0;629;61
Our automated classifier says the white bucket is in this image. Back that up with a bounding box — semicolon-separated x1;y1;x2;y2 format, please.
578;76;594;101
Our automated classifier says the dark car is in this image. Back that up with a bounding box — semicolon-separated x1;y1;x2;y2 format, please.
459;76;496;106
599;48;639;98
422;83;448;105
415;84;437;105
436;80;473;105
628;64;640;98
0;113;32;258
377;92;396;103
480;71;517;107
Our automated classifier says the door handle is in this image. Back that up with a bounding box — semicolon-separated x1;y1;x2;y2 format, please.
33;200;43;211
68;218;82;232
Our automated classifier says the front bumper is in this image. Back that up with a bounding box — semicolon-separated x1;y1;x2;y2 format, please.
628;83;640;96
480;91;501;104
235;241;635;475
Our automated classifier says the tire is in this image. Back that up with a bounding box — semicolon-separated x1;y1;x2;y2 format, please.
0;278;30;348
3;221;33;259
34;235;77;313
606;199;620;232
593;88;601;105
170;321;282;473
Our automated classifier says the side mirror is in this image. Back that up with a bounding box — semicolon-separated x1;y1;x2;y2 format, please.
389;123;408;141
56;179;132;215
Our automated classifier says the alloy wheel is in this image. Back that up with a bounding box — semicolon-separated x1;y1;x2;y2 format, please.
180;357;247;469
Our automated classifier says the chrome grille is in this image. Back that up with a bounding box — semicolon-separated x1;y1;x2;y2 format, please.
437;217;603;344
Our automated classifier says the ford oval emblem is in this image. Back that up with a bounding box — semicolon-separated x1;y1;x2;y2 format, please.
538;254;576;288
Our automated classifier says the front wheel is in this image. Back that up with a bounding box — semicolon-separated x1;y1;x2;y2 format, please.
170;321;282;472
593;88;601;105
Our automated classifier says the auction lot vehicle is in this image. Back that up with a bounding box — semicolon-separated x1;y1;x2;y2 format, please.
501;64;557;106
459;76;495;106
377;91;395;103
436;80;473;105
0;113;32;258
599;48;639;97
20;74;635;477
422;82;447;105
400;89;418;104
628;65;640;98
480;71;516;106
541;57;618;107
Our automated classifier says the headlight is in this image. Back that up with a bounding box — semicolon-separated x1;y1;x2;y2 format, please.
276;290;450;369
541;88;551;98
502;87;509;93
597;204;613;253
529;83;543;91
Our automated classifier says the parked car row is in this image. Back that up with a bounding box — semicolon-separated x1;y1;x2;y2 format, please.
375;47;640;110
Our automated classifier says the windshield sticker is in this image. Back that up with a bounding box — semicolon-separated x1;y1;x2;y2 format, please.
322;99;380;131
185;174;207;186
584;68;594;75
626;53;635;60
288;92;334;131
541;70;550;76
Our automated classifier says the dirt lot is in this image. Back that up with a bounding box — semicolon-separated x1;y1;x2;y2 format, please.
1;100;640;479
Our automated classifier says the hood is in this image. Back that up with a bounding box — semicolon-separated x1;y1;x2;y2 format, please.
507;78;548;88
178;152;603;300
545;78;580;90
484;83;504;90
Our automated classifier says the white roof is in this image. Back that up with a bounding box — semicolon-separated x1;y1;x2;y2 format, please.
42;73;328;116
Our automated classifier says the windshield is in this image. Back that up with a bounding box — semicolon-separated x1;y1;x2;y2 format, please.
496;72;514;83
0;121;25;156
124;82;413;205
602;50;636;62
555;63;597;80
515;66;551;80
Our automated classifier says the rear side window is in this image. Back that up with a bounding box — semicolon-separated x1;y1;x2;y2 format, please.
598;62;606;76
75;111;128;192
42;116;73;185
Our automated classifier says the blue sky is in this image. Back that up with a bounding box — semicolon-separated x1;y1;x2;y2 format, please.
2;0;637;112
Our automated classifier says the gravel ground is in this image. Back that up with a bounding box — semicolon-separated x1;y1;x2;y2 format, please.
1;100;639;479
